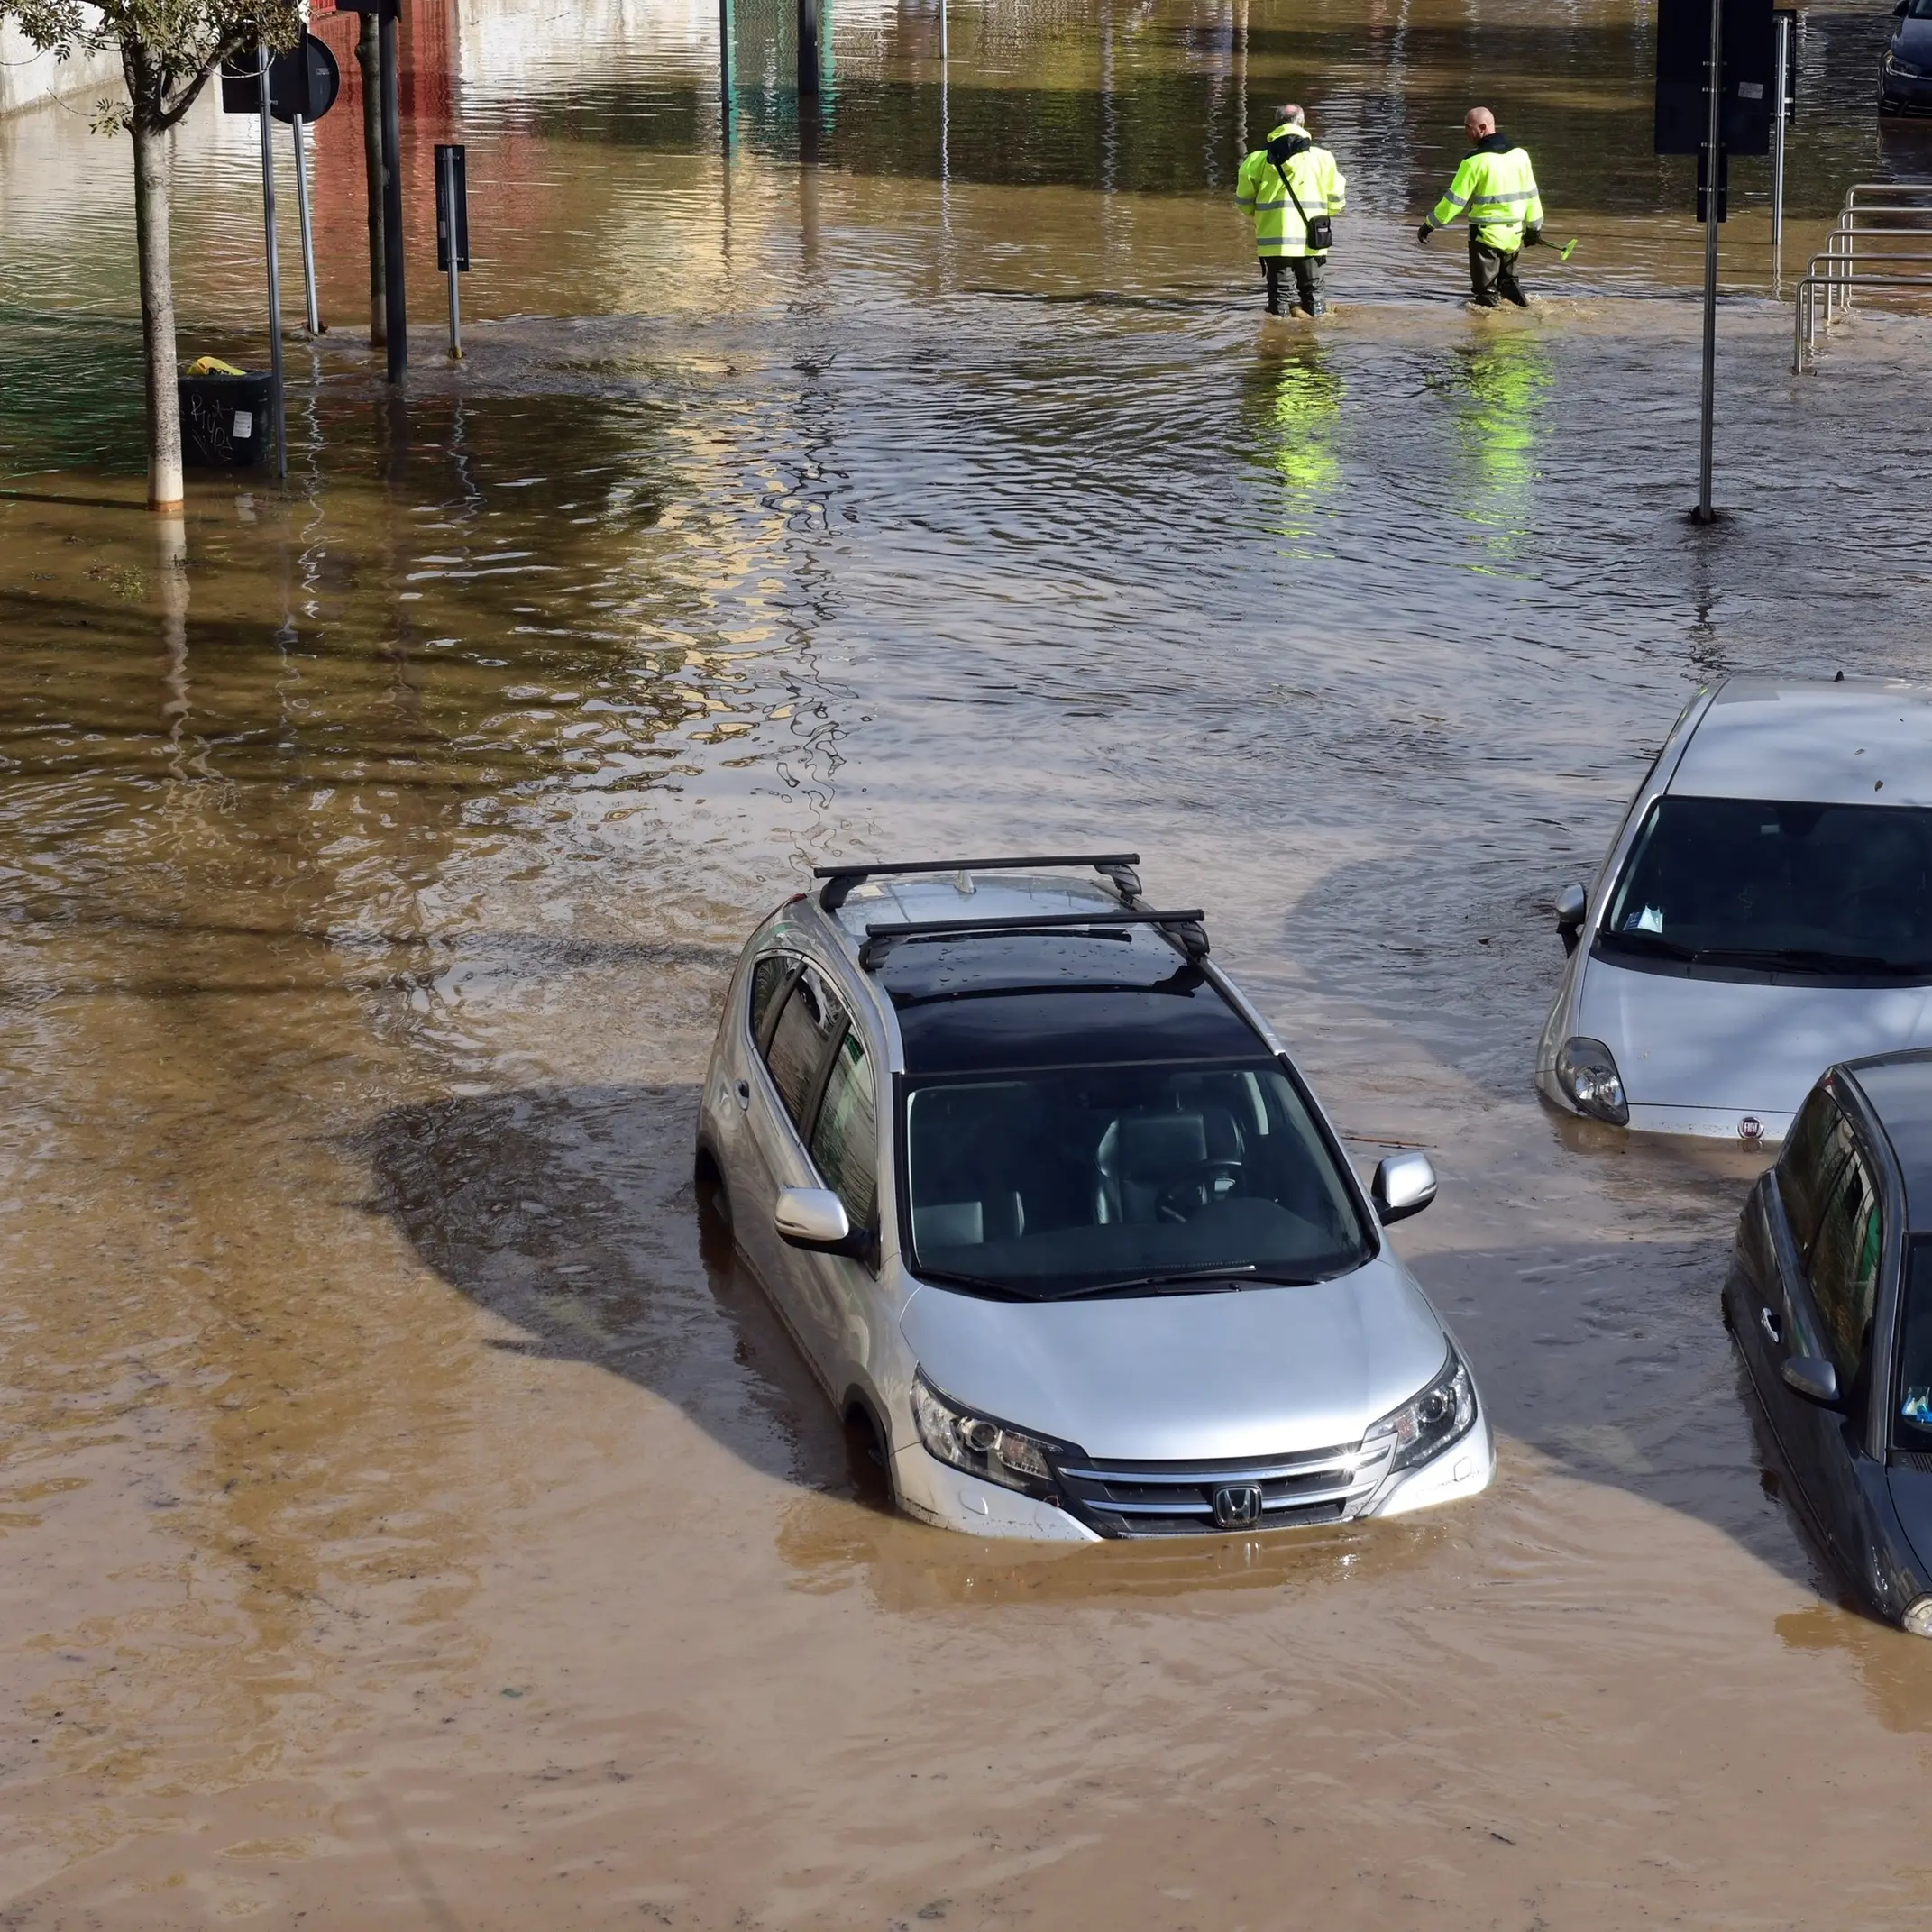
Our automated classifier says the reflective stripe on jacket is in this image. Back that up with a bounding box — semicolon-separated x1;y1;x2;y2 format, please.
1426;138;1543;250
1236;127;1347;259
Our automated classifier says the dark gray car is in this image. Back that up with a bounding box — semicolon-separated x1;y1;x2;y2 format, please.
1725;1049;1932;1633
1880;0;1932;114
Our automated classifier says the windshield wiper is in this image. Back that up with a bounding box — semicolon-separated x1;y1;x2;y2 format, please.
911;1267;1037;1301
1691;945;1932;976
1051;1264;1318;1301
1597;929;1699;962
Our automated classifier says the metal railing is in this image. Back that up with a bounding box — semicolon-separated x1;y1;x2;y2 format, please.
1793;182;1932;371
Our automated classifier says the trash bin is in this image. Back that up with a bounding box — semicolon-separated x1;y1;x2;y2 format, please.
177;370;273;468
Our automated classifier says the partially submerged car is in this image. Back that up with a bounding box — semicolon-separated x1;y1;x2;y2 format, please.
1725;1051;1932;1635
1538;677;1932;1145
696;853;1493;1542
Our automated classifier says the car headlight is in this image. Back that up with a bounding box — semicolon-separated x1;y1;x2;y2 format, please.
911;1372;1063;1497
1889;51;1922;76
1556;1035;1629;1126
1905;1596;1932;1638
1365;1348;1477;1473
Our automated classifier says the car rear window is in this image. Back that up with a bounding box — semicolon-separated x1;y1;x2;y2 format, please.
902;1058;1373;1300
1598;795;1932;979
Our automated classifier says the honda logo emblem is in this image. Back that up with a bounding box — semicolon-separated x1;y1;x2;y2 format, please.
1212;1484;1263;1529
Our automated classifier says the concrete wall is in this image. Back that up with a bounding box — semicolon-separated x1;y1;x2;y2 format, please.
0;17;124;118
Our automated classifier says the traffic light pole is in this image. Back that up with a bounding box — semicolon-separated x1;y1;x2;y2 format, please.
1696;0;1723;524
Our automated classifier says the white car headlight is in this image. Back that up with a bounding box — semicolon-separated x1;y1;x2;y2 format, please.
1556;1035;1629;1126
1904;1596;1932;1638
911;1372;1063;1497
1366;1349;1478;1473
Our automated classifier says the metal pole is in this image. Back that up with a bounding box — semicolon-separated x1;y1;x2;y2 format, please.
380;0;407;384
292;114;323;334
442;146;463;360
939;0;946;63
1772;12;1790;265
719;0;729;108
1696;0;1723;524
256;41;288;481
799;0;819;97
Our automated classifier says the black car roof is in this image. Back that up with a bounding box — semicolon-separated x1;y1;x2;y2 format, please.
873;928;1269;1076
1845;1051;1932;1233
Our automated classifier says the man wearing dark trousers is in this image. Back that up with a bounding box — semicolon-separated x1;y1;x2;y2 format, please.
1418;107;1545;308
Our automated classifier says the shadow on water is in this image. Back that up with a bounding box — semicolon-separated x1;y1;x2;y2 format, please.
365;1084;1835;1605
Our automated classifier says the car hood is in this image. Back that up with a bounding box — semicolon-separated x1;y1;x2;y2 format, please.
898;1255;1452;1461
1578;957;1932;1113
1895;19;1932;61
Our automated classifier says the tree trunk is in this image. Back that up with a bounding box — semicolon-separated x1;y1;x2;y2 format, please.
132;116;183;511
358;12;386;345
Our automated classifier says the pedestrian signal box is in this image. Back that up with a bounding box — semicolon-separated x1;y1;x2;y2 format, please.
1656;0;1775;159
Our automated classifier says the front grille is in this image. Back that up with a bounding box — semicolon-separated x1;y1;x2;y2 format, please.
1053;1438;1396;1538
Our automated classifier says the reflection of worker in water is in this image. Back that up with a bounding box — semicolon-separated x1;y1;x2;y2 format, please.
1450;331;1551;545
1236;105;1347;318
1418;107;1544;308
1243;344;1343;540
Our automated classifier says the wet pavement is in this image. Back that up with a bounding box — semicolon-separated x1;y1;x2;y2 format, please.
7;0;1932;1922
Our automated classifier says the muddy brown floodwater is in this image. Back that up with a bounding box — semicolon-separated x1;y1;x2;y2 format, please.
7;0;1932;1922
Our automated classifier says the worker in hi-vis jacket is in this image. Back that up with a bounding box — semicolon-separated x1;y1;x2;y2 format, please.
1418;106;1545;308
1236;105;1347;318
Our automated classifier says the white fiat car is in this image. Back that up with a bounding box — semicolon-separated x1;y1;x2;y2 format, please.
697;854;1494;1542
1538;677;1932;1144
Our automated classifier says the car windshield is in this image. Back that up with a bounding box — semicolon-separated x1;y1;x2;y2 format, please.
1598;794;1932;977
1906;0;1932;21
902;1059;1374;1300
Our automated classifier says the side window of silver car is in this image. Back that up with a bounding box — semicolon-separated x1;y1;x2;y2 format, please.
810;1026;878;1238
763;961;850;1132
748;951;796;1049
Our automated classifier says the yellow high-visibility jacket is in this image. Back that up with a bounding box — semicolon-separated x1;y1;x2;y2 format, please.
1425;135;1543;251
1236;127;1347;259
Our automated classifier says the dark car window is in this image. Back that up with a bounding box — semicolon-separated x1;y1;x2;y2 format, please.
1778;1089;1852;1257
810;1027;878;1236
902;1059;1372;1299
1598;795;1932;977
1894;1238;1932;1452
1906;0;1932;20
763;960;849;1131
1808;1150;1883;1383
748;952;796;1048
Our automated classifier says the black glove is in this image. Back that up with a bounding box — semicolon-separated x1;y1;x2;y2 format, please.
1523;225;1544;247
1417;222;1433;245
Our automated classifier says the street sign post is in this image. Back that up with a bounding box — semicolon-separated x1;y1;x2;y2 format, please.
435;144;470;360
255;42;287;481
1656;0;1773;522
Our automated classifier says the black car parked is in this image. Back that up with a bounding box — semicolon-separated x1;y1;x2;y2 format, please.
1725;1050;1932;1635
1880;0;1932;114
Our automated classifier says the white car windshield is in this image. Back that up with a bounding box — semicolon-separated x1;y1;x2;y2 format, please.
902;1060;1374;1300
1599;795;1932;977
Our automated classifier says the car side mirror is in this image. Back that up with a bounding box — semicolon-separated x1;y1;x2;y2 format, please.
774;1186;865;1257
1554;882;1588;955
1781;1355;1843;1408
1895;2;1909;18
1372;1151;1437;1226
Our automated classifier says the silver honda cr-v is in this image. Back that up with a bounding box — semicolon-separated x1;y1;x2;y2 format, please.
695;855;1495;1541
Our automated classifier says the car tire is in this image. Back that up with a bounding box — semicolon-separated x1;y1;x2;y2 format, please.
694;1144;734;1232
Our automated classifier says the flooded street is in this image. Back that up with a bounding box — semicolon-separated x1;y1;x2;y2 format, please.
8;0;1932;1921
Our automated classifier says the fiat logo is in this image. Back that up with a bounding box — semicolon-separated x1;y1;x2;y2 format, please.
1740;1116;1764;1143
1212;1484;1263;1529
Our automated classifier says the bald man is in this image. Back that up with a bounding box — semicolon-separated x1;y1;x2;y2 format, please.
1418;107;1544;308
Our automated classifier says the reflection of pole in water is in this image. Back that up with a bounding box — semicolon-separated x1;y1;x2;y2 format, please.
155;515;199;781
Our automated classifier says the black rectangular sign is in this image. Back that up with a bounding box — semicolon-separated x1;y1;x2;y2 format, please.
435;144;471;273
1656;0;1775;157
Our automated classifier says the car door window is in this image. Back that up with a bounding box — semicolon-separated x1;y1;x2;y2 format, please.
1778;1090;1852;1258
810;1026;878;1236
762;960;848;1132
1807;1148;1883;1383
748;951;796;1048
1894;1237;1932;1451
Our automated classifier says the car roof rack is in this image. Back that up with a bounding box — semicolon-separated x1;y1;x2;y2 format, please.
857;907;1206;972
813;852;1140;913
